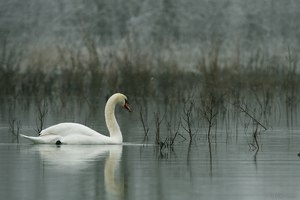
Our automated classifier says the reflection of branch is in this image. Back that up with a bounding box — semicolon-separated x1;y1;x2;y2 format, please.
248;125;261;151
253;147;258;170
253;124;260;149
208;136;213;177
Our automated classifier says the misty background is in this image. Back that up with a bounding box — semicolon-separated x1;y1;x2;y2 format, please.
1;0;300;70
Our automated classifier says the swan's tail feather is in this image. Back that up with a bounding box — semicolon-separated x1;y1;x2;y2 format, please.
20;134;31;139
20;134;58;144
20;134;41;144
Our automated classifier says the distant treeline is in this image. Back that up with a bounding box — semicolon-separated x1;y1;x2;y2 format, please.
1;0;300;54
1;0;300;102
0;40;299;101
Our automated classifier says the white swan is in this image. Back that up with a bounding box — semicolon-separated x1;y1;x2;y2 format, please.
20;93;131;144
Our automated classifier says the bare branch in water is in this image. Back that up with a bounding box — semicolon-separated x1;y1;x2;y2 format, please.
200;93;219;139
35;100;48;135
182;99;195;142
9;118;21;143
233;102;267;131
139;106;150;143
154;110;165;145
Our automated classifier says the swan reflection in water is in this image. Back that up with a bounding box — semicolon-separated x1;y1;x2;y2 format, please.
32;145;124;199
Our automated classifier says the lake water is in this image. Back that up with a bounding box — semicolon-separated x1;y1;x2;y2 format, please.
1;97;300;200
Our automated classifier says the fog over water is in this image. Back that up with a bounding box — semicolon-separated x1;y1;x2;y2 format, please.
1;0;300;68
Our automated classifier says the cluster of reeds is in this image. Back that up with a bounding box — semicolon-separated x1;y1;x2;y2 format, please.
137;61;296;153
2;38;300;148
1;39;299;99
138;94;272;157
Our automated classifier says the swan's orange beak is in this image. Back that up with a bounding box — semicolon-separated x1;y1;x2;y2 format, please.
124;102;132;112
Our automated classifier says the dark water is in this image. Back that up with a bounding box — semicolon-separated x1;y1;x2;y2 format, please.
1;98;300;200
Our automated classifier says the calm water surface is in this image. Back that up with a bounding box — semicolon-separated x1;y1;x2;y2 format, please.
1;132;300;200
1;98;300;199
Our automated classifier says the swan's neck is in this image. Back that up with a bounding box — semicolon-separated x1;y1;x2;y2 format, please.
105;99;122;142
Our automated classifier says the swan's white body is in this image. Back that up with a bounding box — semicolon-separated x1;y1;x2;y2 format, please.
20;93;131;144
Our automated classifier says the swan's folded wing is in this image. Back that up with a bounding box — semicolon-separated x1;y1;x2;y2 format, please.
40;123;104;137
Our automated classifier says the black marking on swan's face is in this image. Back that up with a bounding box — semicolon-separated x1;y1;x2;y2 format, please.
123;98;132;112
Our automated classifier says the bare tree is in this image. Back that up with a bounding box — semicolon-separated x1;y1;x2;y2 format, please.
139;106;150;143
9;118;21;143
233;102;267;150
166;117;181;147
200;94;219;139
154;110;165;145
35;99;48;134
181;99;195;142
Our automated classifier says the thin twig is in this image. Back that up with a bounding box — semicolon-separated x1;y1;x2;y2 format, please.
233;102;267;131
139;107;149;142
9;118;21;142
154;110;165;145
35;100;48;134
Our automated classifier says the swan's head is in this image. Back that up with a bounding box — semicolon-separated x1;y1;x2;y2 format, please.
113;93;132;112
123;97;132;112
